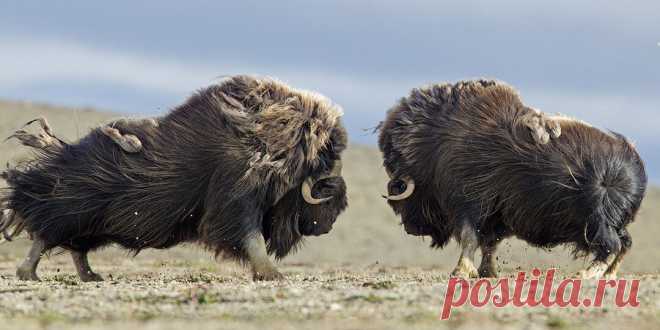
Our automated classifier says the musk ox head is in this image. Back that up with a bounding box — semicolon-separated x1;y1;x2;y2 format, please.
216;76;349;258
377;80;505;245
263;126;348;259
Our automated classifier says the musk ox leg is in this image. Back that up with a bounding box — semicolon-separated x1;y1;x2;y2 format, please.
520;109;562;144
71;251;104;282
16;238;46;281
603;230;632;279
576;253;617;279
603;252;625;280
101;126;143;153
244;233;283;281
451;224;479;278
478;243;499;278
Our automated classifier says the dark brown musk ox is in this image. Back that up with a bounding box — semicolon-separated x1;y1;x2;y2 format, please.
379;80;647;279
0;75;348;281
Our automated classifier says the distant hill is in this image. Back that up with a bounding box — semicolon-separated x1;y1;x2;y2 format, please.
1;100;658;274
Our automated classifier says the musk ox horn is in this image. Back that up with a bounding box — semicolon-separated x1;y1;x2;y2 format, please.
301;160;342;205
386;176;415;201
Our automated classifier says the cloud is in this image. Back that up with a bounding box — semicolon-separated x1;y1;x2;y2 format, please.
0;37;222;93
1;36;657;134
0;35;657;180
2;1;658;94
0;36;417;108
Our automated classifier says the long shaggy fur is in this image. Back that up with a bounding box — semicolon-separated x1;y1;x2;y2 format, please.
0;75;348;261
379;80;647;261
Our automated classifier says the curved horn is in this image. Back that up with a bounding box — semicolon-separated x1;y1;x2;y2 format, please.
301;160;342;205
386;176;415;201
301;177;333;204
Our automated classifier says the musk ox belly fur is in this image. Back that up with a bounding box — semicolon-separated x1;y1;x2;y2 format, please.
379;80;647;278
1;75;348;281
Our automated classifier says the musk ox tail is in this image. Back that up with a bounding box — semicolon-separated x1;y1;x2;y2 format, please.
581;133;647;259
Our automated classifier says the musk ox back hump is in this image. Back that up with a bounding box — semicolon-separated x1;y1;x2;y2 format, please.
378;79;507;181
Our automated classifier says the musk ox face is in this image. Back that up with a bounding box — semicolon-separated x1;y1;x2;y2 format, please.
297;125;349;236
263;164;347;258
299;176;347;236
263;125;348;258
386;179;443;239
386;179;423;235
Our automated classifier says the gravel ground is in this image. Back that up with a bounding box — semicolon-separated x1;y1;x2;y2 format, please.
0;250;659;330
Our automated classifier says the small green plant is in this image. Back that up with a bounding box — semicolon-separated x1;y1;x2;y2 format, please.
362;280;396;290
546;316;568;328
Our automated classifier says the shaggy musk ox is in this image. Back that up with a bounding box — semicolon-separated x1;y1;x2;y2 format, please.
0;75;348;281
379;80;647;279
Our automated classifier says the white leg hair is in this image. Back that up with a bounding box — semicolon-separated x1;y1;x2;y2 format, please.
244;233;283;281
520;108;562;144
451;224;480;278
603;252;625;280
576;253;617;279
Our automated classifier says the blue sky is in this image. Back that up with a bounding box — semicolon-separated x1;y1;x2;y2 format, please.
1;1;659;180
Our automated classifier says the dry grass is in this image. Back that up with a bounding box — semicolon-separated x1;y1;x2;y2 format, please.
1;100;659;329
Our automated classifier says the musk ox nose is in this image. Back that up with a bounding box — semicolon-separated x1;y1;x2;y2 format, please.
301;220;333;236
312;224;332;236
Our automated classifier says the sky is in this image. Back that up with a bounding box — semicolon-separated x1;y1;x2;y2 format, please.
0;1;658;180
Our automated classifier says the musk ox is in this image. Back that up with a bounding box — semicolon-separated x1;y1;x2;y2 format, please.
0;75;348;281
379;80;647;279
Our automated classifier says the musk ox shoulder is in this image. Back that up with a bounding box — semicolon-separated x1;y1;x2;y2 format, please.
1;75;348;281
379;80;646;279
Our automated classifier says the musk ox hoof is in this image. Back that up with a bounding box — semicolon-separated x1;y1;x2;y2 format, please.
546;118;562;139
252;269;284;281
604;273;618;280
450;258;479;279
450;268;479;279
79;272;104;282
16;267;40;281
101;126;143;153
477;266;498;278
521;110;562;144
574;268;606;279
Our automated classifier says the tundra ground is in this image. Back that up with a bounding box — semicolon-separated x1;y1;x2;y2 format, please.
1;248;660;330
